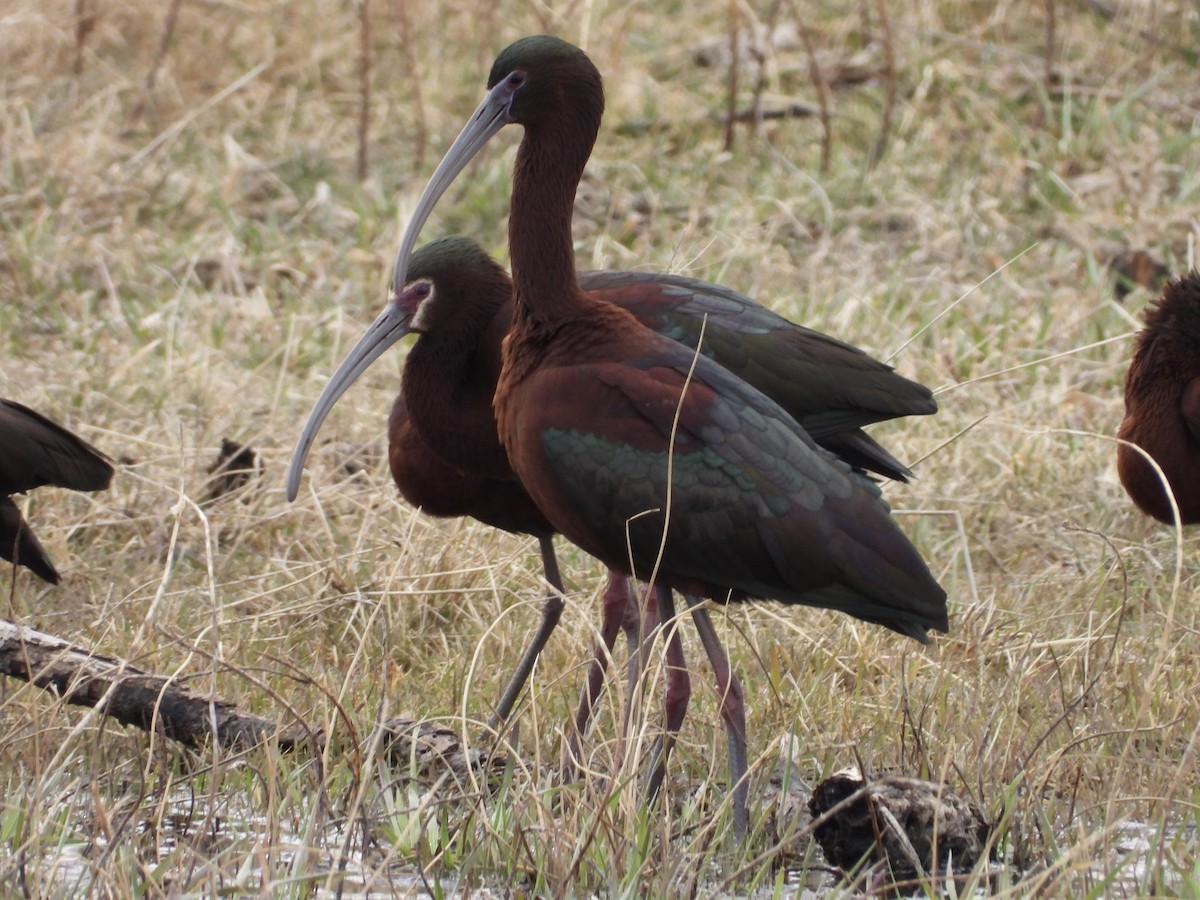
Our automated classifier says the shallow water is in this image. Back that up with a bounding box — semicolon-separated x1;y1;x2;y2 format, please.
34;780;1191;897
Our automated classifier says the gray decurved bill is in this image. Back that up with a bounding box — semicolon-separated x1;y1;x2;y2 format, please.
388;78;518;297
288;77;518;502
285;303;411;501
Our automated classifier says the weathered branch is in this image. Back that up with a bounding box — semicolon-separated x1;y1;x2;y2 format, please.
614;101;816;139
723;0;740;150
868;0;896;170
789;0;832;174
0;619;311;752
0;619;513;783
146;0;183;95
356;0;372;180
73;0;95;77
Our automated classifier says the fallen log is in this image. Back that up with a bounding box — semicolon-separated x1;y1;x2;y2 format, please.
0;618;311;752
0;619;512;784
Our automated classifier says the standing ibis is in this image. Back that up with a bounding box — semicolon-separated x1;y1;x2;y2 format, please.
288;234;935;764
1117;271;1200;525
0;399;114;584
369;34;948;833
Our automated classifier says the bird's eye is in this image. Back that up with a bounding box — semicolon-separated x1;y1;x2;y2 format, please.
507;70;527;90
395;280;432;312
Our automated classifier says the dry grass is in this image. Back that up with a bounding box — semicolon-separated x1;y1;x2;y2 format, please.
2;0;1199;895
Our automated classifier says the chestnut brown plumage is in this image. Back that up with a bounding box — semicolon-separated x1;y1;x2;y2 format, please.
0;399;113;583
290;235;935;778
1117;271;1200;525
292;36;946;835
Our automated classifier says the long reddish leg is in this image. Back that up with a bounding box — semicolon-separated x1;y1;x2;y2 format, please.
623;585;658;731
684;595;748;836
644;585;690;805
562;570;638;778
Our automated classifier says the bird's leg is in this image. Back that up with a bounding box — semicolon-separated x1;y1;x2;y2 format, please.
608;582;657;782
644;585;690;806
487;535;566;731
684;595;748;837
623;583;658;732
562;570;636;780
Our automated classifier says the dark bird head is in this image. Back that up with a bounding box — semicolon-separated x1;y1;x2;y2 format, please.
399;236;510;335
386;36;603;300
486;35;603;132
286;237;511;501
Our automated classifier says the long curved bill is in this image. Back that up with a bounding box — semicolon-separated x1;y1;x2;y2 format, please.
287;78;518;502
285;303;413;501
387;79;517;297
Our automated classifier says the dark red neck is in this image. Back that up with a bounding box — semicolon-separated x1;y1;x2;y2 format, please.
508;90;603;328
